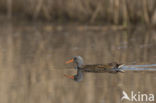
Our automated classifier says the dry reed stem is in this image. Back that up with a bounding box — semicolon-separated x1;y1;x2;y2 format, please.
143;0;150;24
7;0;12;19
33;0;44;19
90;2;102;23
114;0;120;24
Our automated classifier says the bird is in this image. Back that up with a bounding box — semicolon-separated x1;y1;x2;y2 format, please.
64;56;124;82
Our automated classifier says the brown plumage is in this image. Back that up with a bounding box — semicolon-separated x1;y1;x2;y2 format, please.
80;63;123;73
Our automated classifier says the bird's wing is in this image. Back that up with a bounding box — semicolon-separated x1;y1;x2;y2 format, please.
81;64;113;72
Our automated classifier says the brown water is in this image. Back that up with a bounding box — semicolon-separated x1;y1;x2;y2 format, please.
0;22;156;103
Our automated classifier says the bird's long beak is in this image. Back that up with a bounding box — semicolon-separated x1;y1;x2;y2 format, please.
66;59;74;64
64;74;74;80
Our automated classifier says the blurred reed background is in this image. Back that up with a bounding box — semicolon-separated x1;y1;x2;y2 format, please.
0;0;156;25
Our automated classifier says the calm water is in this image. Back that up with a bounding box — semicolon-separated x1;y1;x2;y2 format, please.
0;22;156;103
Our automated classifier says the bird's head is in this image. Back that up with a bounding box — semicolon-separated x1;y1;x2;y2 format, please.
66;56;84;68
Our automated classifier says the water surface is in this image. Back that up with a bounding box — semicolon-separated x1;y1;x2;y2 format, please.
0;22;156;103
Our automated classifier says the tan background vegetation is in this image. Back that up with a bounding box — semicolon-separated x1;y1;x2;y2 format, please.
0;0;156;25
